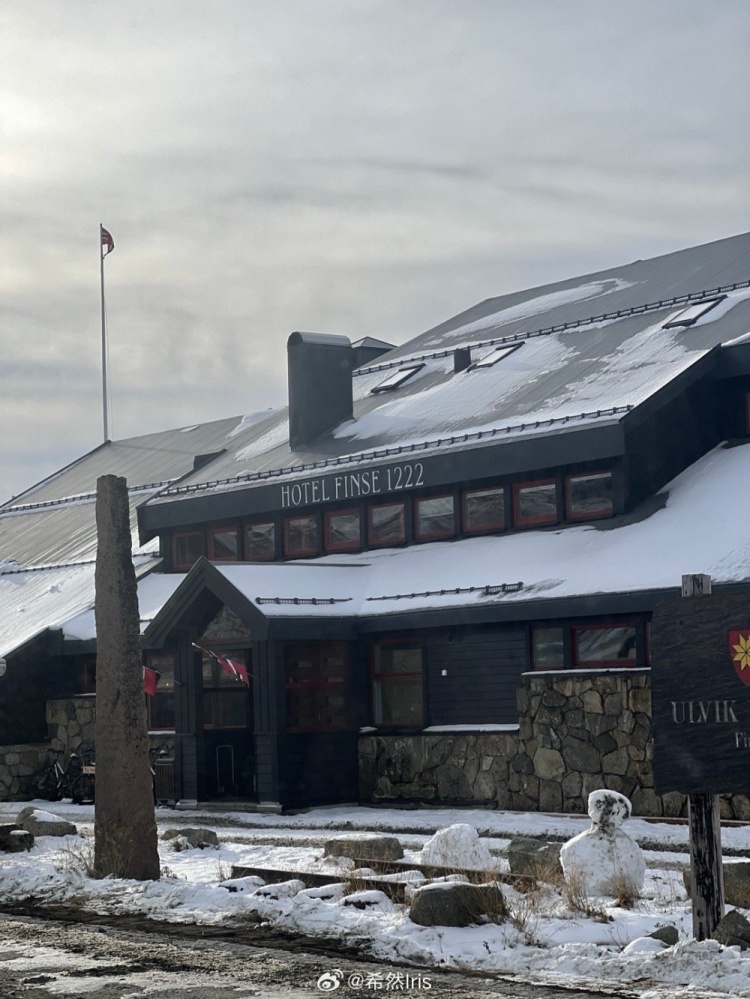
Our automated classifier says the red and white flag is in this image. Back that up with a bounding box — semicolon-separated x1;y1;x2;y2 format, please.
143;666;159;697
100;225;115;256
216;654;250;687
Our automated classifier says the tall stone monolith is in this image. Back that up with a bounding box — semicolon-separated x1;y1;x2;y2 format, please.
94;474;159;880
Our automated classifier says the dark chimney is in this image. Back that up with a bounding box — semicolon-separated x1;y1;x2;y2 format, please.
287;332;353;449
454;347;472;373
351;336;396;369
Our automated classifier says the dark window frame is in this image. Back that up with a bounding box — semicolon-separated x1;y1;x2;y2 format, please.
513;478;559;528
564;471;614;522
461;485;506;535
324;508;362;553
370;638;425;729
172;530;204;570
367;501;407;547
572;622;638;668
145;652;176;732
283;640;349;732
414;493;456;541
244;519;277;561
207;523;240;562
531;619;648;672
201;647;251;731
283;512;320;558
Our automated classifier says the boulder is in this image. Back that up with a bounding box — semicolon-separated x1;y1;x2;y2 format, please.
323;834;403;862
409;881;506;927
682;861;750;909
162;827;218;849
506;837;563;881
712;909;750;950
419;824;494;871
648;924;679;946
15;807;76;837
0;824;33;852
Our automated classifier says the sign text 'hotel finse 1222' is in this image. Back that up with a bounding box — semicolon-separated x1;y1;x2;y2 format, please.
279;460;426;509
651;591;750;795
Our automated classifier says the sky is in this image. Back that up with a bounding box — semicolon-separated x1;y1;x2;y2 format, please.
1;1;749;504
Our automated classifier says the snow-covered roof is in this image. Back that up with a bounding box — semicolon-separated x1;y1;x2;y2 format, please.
142;234;750;505
148;441;750;629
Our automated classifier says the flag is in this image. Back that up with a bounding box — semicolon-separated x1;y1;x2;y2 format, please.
143;666;159;697
216;654;250;687
100;225;115;255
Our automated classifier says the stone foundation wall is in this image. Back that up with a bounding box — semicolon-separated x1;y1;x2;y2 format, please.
0;744;49;800
358;670;750;819
47;697;96;754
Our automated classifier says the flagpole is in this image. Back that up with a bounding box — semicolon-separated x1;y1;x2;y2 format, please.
100;224;109;442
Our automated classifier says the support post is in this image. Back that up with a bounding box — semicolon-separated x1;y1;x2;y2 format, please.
682;573;725;940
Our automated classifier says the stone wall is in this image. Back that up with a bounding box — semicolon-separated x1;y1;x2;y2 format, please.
0;744;49;800
358;669;750;819
47;696;96;754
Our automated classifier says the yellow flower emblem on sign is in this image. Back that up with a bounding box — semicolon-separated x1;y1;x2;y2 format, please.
732;633;750;671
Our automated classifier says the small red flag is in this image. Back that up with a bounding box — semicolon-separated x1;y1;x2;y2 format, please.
143;666;159;697
216;654;250;687
100;225;114;255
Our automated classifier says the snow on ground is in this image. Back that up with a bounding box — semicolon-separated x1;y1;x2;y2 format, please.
0;800;748;996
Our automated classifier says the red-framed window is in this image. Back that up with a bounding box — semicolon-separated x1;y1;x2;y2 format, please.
324;509;362;552
146;652;176;731
75;656;97;694
172;531;203;569
207;525;239;561
371;641;424;727
573;624;637;667
284;641;348;731
565;472;613;521
283;514;319;557
462;486;505;534
245;521;276;561
201;650;250;729
368;502;406;547
414;494;455;540
513;479;558;527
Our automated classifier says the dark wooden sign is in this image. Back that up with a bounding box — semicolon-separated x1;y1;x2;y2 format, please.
651;590;750;795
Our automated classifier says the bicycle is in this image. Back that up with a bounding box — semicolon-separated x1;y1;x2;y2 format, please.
33;751;72;802
70;748;95;805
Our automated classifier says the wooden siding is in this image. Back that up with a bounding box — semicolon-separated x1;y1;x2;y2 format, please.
278;733;359;805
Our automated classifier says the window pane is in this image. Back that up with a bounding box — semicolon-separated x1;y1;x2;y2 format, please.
533;628;565;669
515;482;557;525
374;645;422;677
375;679;423;726
284;515;318;555
416;496;454;537
369;503;405;545
209;528;238;560
463;488;505;532
567;473;613;518
576;627;636;663
246;522;275;560
174;532;202;566
326;511;361;549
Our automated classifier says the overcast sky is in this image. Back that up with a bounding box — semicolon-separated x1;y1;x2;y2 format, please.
1;1;748;504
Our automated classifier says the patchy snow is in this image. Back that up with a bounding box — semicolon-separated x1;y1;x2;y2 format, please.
0;800;747;996
419;823;495;871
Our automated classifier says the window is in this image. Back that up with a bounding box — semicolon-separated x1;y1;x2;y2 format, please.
532;628;565;670
662;297;724;329
324;509;361;552
415;495;455;539
371;364;424;393
208;526;238;561
75;656;96;694
284;641;348;731
368;502;406;547
173;531;203;569
471;342;523;368
146;653;175;730
573;626;637;667
283;514;319;557
565;472;614;520
245;521;276;561
372;642;423;726
202;651;250;729
513;480;558;527
462;487;505;534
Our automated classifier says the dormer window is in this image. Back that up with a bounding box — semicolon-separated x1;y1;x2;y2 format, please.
471;342;523;368
371;364;424;393
662;297;724;329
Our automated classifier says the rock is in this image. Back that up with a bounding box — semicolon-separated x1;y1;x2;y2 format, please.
560;790;645;896
723;862;750;909
15;807;76;837
506;837;563;881
712;909;750;950
323;834;403;862
0;824;34;852
649;924;679;946
409;881;506;927
420;824;494;871
162;827;218;849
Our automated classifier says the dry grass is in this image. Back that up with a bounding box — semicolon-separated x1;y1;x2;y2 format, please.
609;868;642;909
560;864;611;922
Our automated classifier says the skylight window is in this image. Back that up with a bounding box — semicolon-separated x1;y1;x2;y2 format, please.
371;363;424;393
662;297;725;329
471;342;523;368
